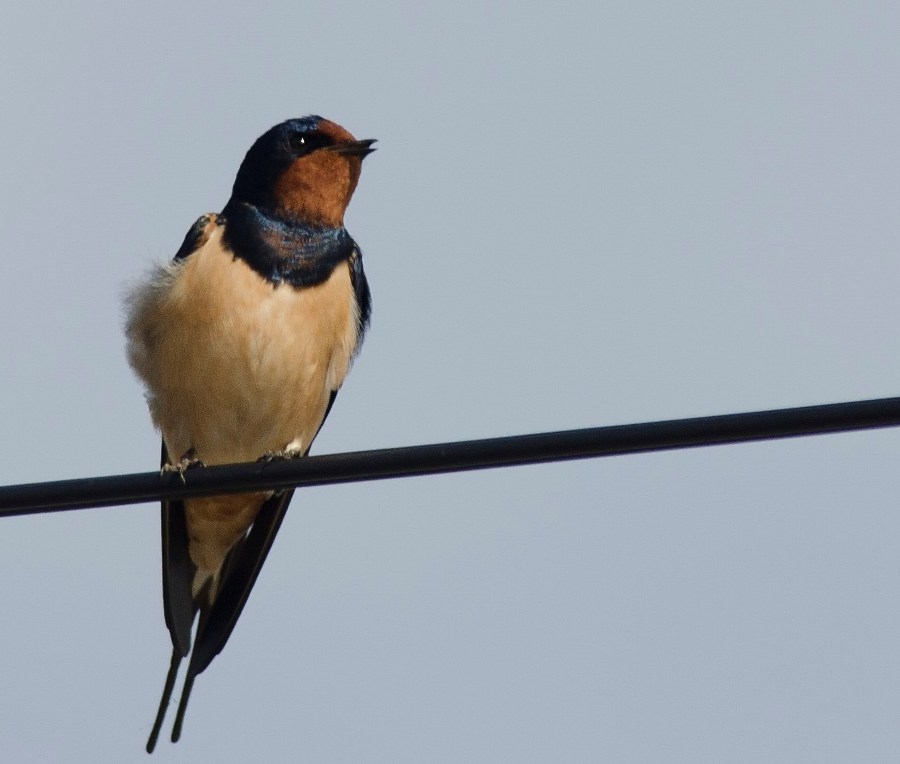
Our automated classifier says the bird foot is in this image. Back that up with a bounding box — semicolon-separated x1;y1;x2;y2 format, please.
161;448;206;484
258;447;303;463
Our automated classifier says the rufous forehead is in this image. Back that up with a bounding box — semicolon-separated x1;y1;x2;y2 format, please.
315;118;356;144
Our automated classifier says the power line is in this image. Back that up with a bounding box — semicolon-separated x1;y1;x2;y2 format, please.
2;395;900;519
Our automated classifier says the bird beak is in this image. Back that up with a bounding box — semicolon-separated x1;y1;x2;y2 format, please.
328;139;377;158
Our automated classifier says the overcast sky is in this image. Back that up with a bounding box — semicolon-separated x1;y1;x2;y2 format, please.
2;2;900;761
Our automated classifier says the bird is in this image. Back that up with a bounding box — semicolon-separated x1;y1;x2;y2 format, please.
124;116;374;752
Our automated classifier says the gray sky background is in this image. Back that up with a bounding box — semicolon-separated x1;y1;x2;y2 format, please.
1;2;900;761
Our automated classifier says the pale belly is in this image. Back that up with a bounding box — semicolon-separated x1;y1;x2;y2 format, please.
126;226;359;466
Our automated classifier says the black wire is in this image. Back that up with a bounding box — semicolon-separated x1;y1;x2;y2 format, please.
2;395;899;519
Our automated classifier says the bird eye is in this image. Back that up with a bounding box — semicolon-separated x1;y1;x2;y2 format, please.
290;131;328;154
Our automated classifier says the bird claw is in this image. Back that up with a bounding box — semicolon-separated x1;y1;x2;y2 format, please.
258;447;303;463
161;449;206;484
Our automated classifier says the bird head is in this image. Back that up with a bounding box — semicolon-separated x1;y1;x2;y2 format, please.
229;116;376;227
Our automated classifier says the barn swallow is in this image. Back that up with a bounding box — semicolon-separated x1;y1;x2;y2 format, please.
124;116;374;752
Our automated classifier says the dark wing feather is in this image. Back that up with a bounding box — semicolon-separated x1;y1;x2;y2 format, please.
168;489;295;742
148;443;197;753
348;243;372;340
160;442;196;656
186;489;294;677
173;213;219;262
